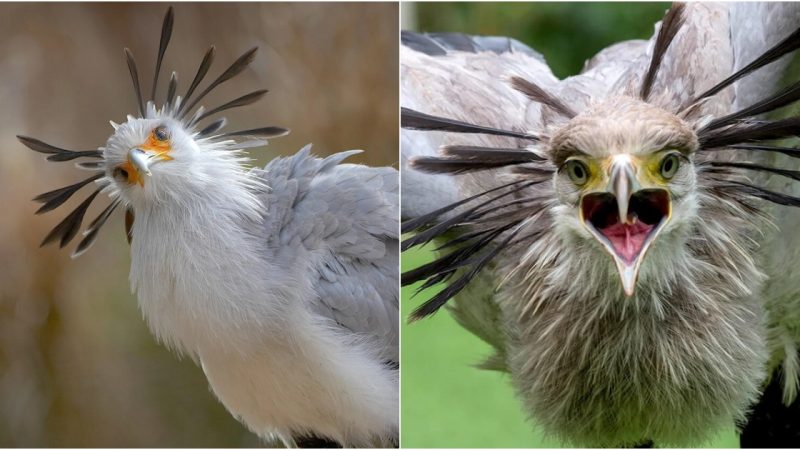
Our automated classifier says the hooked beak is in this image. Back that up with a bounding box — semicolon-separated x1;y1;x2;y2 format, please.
579;156;672;296
125;148;172;185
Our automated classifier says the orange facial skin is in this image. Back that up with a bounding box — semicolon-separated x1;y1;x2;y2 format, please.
118;128;174;186
120;159;145;187
142;129;173;154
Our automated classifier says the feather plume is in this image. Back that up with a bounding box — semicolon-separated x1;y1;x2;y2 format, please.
33;173;104;215
124;48;145;117
698;117;800;149
704;80;800;130
510;76;576;118
179;47;258;118
40;188;102;248
402;107;540;141
640;3;686;101
150;6;174;102
695;26;800;100
18;135;101;161
178;45;216;114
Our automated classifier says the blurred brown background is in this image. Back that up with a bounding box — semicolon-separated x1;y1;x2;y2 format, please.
0;2;397;446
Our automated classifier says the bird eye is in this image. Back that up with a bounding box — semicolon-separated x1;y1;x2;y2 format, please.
153;125;169;141
660;154;680;179
565;160;589;186
113;166;129;181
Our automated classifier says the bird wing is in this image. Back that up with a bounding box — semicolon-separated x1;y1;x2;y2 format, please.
401;29;650;367
401;3;800;371
257;145;399;363
726;2;800;403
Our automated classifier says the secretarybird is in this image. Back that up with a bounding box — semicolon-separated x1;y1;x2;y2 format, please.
21;8;399;448
402;2;800;447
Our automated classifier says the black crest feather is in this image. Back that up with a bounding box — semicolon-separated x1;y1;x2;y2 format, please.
24;8;288;258
698;117;800;149
18;136;101;161
402;107;540;141
703;80;800;131
640;2;686;101
33;174;104;215
510;76;576;118
221;126;290;139
714;144;800;159
198;118;228;137
194;89;268;124
410;146;545;175
695;25;800;101
179;45;216;114
124;48;145;117
151;6;174;102
40;188;102;248
180;47;259;118
165;72;178;108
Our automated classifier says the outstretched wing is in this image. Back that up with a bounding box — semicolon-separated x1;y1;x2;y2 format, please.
258;146;399;363
400;28;650;365
401;3;800;372
400;29;649;221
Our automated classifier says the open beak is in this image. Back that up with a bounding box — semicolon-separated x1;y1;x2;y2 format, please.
579;156;672;296
125;148;172;185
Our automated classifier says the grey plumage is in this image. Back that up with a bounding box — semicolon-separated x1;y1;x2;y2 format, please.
22;8;287;259
402;2;800;446
259;147;399;362
23;9;398;445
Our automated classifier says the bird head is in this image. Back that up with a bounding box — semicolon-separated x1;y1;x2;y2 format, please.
550;96;699;296
402;3;800;319
20;7;289;257
104;117;184;202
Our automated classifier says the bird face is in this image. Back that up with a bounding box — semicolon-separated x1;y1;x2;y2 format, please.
550;96;699;296
21;7;289;258
103;117;199;204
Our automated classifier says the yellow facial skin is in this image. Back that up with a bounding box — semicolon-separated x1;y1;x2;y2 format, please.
568;149;681;296
566;150;682;195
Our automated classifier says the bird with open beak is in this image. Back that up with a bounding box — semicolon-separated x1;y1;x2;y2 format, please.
401;2;800;447
552;96;695;297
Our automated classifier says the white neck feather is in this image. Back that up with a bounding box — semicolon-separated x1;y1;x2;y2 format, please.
126;153;294;356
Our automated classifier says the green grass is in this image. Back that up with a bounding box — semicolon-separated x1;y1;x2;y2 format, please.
401;246;741;448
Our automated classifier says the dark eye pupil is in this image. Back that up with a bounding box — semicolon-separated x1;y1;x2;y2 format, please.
573;165;584;179
662;155;680;177
155;127;168;140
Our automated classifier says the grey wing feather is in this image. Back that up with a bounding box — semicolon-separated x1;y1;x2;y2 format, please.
258;145;399;362
401;30;546;62
402;3;800;387
727;2;800;396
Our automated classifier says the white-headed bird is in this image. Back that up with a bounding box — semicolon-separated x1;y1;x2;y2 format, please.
402;2;800;447
22;8;398;448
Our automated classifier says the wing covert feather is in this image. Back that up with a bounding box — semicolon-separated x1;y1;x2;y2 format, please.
257;146;399;362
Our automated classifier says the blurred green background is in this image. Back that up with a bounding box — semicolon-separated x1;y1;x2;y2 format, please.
400;3;740;448
0;3;396;446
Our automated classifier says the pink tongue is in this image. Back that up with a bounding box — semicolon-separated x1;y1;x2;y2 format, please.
599;220;654;264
